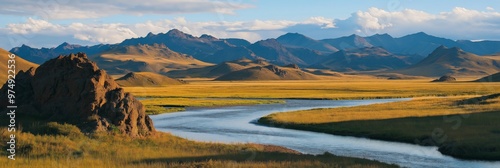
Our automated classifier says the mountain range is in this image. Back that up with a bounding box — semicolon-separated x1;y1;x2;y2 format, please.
396;46;500;76
6;29;500;77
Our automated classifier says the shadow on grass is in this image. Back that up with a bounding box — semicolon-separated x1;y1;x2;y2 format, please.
259;111;500;161
130;152;396;167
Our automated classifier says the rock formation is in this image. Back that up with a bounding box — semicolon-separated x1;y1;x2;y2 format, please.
0;53;155;136
432;75;457;82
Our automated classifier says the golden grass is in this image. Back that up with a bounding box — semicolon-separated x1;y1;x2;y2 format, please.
259;95;500;160
0;49;38;83
140;98;284;114
0;123;393;168
267;96;500;124
124;79;500;99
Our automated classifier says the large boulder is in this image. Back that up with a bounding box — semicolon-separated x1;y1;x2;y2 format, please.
0;53;155;136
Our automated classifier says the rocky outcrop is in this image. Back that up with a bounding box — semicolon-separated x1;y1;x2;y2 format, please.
432;75;457;82
0;53;155;136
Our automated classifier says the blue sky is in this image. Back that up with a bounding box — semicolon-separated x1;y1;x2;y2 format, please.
0;0;499;49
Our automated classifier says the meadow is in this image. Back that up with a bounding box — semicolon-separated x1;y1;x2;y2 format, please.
3;78;499;167
140;98;284;114
124;79;500;100
259;94;500;160
0;122;393;168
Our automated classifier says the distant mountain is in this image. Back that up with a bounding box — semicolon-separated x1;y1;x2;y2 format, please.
202;46;261;63
247;39;324;66
311;47;415;72
0;48;38;83
215;64;321;81
397;46;500;76
115;72;185;87
120;29;232;59
9;42;111;64
390;32;458;56
94;43;212;74
321;34;373;50
223;38;251;47
277;33;338;53
11;30;500;72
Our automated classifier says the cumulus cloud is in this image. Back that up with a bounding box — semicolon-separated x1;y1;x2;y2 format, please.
0;0;252;19
2;7;500;49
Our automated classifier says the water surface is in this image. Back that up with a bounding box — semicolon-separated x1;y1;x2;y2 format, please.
151;99;500;168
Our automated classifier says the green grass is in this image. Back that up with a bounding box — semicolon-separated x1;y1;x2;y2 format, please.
259;95;500;160
0;122;395;168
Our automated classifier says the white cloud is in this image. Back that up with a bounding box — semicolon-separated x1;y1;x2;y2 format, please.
3;7;500;49
0;0;252;19
304;17;336;28
487;7;494;11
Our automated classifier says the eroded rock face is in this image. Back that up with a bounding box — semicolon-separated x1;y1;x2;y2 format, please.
0;53;155;136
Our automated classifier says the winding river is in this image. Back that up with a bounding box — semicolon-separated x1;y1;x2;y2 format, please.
150;99;500;168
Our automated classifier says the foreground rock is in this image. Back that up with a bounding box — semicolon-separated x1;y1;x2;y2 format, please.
432;75;456;82
0;53;155;136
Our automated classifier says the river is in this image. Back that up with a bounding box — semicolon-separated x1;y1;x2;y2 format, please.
150;99;500;168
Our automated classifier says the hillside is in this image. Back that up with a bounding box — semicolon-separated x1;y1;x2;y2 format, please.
9;43;111;64
321;34;373;50
277;33;338;53
115;72;185;87
166;58;270;78
215;64;321;81
94;44;212;74
475;72;500;82
248;39;306;65
397;46;500;77
0;48;38;83
202;46;261;63
311;47;415;72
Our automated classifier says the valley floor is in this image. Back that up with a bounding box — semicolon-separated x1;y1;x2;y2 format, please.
123;78;500;161
3;78;499;167
258;95;500;160
0;123;393;168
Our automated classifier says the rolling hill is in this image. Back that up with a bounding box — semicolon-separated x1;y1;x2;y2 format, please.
94;44;212;74
397;46;500;77
166;58;270;78
0;48;38;83
215;64;321;81
202;46;261;63
247;39;326;66
475;72;500;82
115;72;185;87
311;47;415;72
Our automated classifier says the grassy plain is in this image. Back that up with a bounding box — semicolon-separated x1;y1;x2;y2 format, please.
4;79;499;167
0;122;393;168
124;79;500;100
259;94;500;160
140;98;285;114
